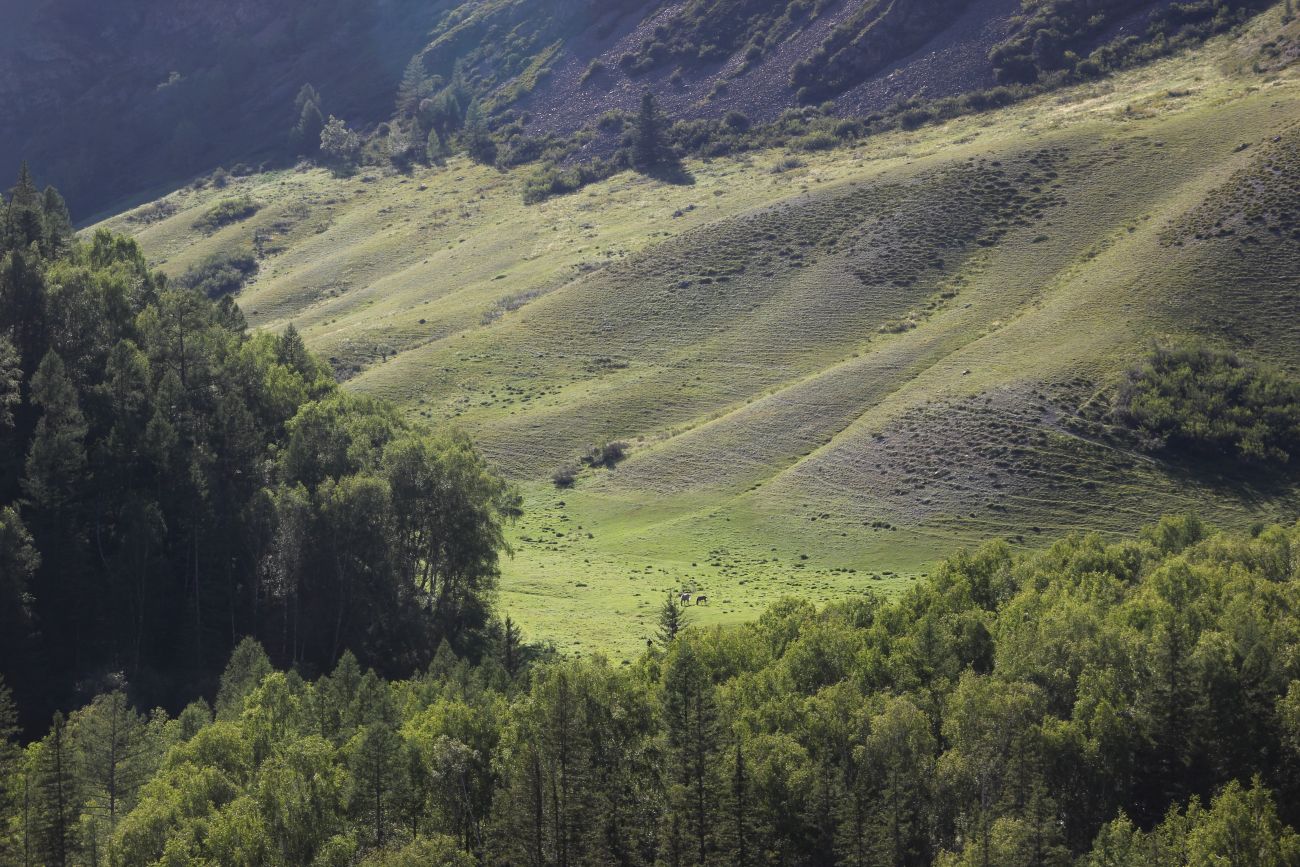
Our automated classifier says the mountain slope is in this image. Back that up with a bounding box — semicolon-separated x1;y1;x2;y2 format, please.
97;7;1300;656
5;0;1270;218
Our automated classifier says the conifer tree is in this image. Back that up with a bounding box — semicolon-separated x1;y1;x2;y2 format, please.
0;337;19;430
462;101;497;166
32;712;81;867
503;615;523;677
634;91;666;170
396;55;432;118
662;641;720;865
73;690;150;844
5;163;45;251
39;187;72;258
0;675;19;864
293;99;326;157
294;83;322;118
215;637;273;721
23;352;86;509
658;592;687;645
350;721;405;847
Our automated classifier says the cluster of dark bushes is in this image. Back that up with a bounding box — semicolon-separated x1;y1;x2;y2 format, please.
1115;341;1300;465
193;195;260;232
177;249;260;299
991;0;1274;85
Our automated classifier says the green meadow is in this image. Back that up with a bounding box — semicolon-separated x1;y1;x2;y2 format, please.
101;9;1300;658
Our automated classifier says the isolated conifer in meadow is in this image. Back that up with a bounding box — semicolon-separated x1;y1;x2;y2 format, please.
658;591;686;645
634;91;665;170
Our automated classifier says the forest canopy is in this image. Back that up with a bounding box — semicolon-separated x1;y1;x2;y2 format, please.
3;516;1300;864
0;167;521;733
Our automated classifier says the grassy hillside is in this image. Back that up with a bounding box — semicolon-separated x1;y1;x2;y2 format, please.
100;6;1300;658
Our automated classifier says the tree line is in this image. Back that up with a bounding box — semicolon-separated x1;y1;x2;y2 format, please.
0;168;521;733
4;514;1300;864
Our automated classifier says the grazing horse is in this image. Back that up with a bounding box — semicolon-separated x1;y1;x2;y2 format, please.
695;595;708;605
679;591;692;605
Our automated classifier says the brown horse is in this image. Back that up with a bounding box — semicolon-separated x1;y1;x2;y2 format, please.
695;595;708;605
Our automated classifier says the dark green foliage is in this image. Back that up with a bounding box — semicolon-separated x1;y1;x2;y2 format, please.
790;0;967;103
193;196;260;232
1115;342;1300;464
292;95;327;158
657;592;688;645
582;440;628;469
462;101;497;166
621;0;829;75
31;712;82;867
395;56;433;119
634;91;668;171
0;177;520;734
990;0;1273;85
178;249;259;299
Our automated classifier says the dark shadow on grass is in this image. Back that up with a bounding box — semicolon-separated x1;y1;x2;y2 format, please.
638;158;695;186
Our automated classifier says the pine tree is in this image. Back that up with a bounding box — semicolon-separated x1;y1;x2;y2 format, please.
294;83;322;118
396;55;432;118
503;615;522;677
349;722;404;847
427;126;447;164
408;116;427;165
728;733;751;867
462;101;497;166
39;187;72;258
5;163;45;251
634;91;666;170
216;636;273;721
0;337;19;430
73;690;150;845
275;322;315;380
293;99;326;157
662;641;720;865
32;712;81;867
658;592;687;645
0;675;20;865
23;352;87;509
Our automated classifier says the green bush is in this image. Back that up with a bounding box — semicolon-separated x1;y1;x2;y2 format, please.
194;196;259;232
179;249;259;299
1116;342;1300;464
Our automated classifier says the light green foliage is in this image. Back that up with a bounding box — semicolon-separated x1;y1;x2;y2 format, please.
320;116;362;168
5;518;1300;863
216;637;274;721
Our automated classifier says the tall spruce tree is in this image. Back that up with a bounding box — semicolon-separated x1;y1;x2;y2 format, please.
634;91;666;170
658;592;687;645
32;712;81;867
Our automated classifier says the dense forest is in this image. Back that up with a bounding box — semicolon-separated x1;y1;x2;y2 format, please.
0;167;521;733
4;515;1300;864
